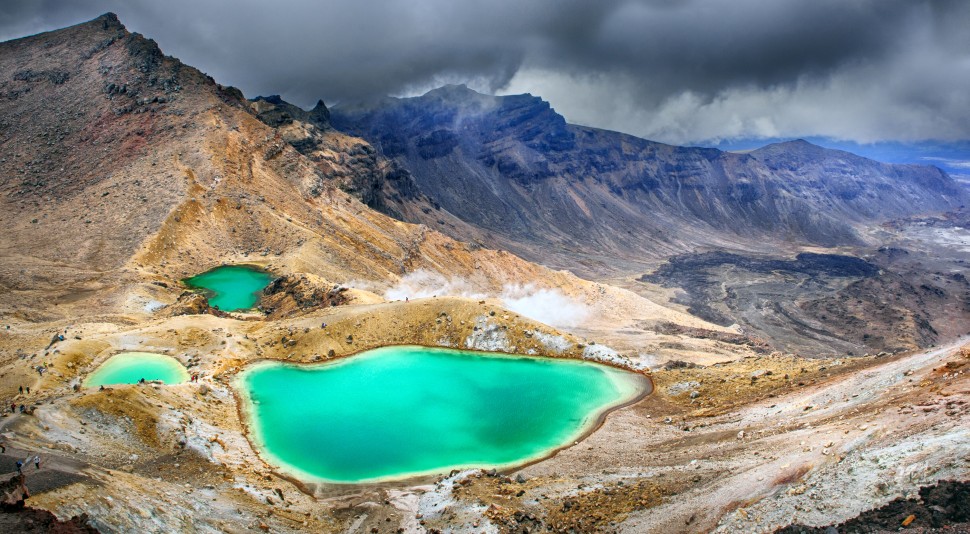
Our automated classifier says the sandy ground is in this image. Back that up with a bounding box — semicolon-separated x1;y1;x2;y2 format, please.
1;281;966;533
391;338;970;534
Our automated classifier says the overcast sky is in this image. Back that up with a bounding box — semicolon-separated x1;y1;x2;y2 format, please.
2;0;968;145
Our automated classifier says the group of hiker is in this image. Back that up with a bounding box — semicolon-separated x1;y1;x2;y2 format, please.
9;383;34;414
15;455;41;474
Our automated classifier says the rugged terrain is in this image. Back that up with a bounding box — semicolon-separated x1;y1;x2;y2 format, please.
639;244;970;356
326;86;970;356
0;13;968;534
330;85;968;277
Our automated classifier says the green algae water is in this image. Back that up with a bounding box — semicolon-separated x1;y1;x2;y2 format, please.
183;265;273;312
84;352;189;387
236;346;646;484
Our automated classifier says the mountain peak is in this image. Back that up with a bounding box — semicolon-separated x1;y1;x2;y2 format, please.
767;139;820;150
97;12;124;29
751;138;829;160
422;83;481;98
69;12;127;36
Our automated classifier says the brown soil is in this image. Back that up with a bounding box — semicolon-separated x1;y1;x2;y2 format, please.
776;479;970;533
652;351;879;417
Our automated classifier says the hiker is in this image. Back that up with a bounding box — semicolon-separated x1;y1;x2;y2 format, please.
19;404;25;413
99;385;104;391
138;378;146;384
18;386;23;394
15;461;22;474
10;403;15;413
25;386;29;394
33;456;40;469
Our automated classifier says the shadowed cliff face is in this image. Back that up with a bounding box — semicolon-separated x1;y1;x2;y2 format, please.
331;85;968;276
249;94;417;218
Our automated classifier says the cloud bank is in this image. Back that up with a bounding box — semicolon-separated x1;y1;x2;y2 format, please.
2;1;968;144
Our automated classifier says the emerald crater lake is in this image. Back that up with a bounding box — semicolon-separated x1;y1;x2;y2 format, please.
236;346;647;484
84;352;189;387
183;265;273;312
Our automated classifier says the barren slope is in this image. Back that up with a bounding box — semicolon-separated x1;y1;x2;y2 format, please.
0;14;699;342
1;13;968;534
331;85;968;277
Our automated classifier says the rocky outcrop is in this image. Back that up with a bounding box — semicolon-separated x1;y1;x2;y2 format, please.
0;473;29;510
249;94;330;131
260;273;350;319
0;473;97;532
249;95;428;219
166;292;227;318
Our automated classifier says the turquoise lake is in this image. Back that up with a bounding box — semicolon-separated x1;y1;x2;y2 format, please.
236;346;646;483
84;352;189;387
183;265;273;312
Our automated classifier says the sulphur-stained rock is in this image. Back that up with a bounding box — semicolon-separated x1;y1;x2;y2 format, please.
260;273;351;319
0;473;28;510
0;480;99;534
166;292;228;318
249;94;429;220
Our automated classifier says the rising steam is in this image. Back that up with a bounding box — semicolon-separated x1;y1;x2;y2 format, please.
499;284;589;328
378;270;590;328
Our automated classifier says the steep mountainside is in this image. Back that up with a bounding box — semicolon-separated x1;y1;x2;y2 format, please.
0;14;661;332
248;94;491;244
1;15;968;534
331;85;968;275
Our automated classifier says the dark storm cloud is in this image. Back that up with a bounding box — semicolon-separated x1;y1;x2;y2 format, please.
2;1;968;143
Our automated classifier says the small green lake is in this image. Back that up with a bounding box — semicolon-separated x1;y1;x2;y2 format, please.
236;346;646;484
183;265;273;312
84;352;189;387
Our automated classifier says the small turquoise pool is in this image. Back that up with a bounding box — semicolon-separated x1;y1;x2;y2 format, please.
183;265;273;312
235;346;646;484
84;352;189;387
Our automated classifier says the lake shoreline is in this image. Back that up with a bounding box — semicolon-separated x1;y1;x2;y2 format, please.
231;345;653;493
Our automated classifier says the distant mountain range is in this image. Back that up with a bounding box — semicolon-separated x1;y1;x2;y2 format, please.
320;85;967;275
3;12;967;356
706;137;970;185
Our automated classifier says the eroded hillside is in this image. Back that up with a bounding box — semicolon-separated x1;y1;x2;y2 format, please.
0;13;968;534
330;85;968;276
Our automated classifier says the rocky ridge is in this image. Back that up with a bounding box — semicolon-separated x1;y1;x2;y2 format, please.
331;85;968;276
0;13;968;534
